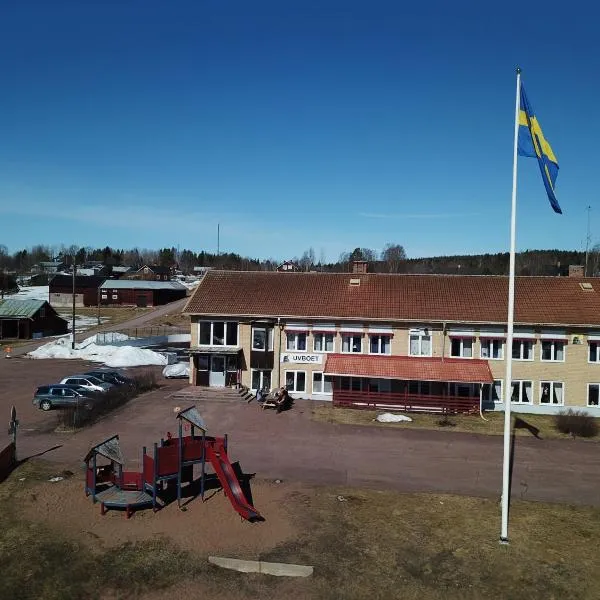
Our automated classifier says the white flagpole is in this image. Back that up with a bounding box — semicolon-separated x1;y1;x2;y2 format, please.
501;67;521;544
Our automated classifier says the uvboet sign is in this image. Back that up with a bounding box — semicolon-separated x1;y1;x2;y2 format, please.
280;353;323;364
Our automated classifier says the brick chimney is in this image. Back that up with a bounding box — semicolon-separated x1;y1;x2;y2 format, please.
352;260;368;274
569;265;585;278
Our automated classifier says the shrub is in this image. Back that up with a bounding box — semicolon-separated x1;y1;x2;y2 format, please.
554;410;599;439
55;370;160;430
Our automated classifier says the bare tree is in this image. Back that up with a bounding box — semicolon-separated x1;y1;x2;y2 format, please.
381;243;407;273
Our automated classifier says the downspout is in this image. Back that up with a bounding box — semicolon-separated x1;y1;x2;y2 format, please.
277;317;282;389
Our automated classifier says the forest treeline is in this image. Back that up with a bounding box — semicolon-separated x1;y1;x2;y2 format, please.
0;243;595;278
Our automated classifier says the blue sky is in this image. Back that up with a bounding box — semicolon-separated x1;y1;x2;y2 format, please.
0;0;598;262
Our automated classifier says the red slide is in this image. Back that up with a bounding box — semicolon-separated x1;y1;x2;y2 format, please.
205;441;262;522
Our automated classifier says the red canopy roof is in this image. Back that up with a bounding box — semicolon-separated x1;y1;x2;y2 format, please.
324;354;493;384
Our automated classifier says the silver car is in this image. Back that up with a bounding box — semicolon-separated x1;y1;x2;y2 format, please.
59;374;113;393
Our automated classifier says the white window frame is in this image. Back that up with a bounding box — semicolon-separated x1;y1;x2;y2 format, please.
482;379;503;403
368;334;391;355
252;326;273;351
512;339;534;361
589;342;600;363
540;340;565;362
587;383;600;407
313;333;335;353
312;371;333;395
511;380;533;404
539;381;564;406
250;369;272;391
408;331;432;357
480;338;504;360
198;321;239;347
286;332;307;352
285;370;306;393
449;337;473;359
341;334;363;353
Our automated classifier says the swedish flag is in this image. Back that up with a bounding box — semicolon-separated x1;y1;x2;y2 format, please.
517;84;561;213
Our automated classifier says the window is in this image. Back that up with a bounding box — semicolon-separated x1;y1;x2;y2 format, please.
482;380;503;403
450;337;473;358
285;370;306;393
589;342;600;363
540;381;564;405
409;331;431;356
408;381;431;395
480;339;504;360
312;372;333;394
342;334;363;353
313;333;335;352
252;327;273;351
511;380;533;404
197;355;209;371
198;321;238;346
51;388;63;396
541;340;565;362
512;339;534;360
101;294;107;300
226;356;238;372
112;294;118;300
587;384;600;406
340;376;363;391
39;307;46;318
369;335;391;355
286;332;307;351
251;369;272;391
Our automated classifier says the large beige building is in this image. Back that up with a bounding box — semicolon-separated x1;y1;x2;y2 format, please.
184;270;600;416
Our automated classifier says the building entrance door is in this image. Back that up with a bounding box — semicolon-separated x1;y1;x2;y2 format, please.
209;355;226;387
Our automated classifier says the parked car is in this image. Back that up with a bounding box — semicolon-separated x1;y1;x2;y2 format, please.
84;370;134;387
33;384;97;411
59;375;113;393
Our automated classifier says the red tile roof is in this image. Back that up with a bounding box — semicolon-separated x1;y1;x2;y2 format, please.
324;354;494;383
184;271;600;326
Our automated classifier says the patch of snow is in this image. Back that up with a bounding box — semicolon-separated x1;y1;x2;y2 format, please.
28;334;167;368
57;314;110;332
6;286;49;302
162;362;190;378
375;413;413;423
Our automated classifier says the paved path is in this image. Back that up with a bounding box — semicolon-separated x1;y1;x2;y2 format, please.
6;297;188;357
11;383;600;508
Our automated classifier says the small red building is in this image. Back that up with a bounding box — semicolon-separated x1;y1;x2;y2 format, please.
99;280;187;307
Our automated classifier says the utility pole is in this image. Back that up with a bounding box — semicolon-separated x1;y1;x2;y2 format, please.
217;223;220;257
585;206;592;276
71;256;76;349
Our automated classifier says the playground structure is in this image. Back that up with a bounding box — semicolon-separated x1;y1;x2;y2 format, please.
84;406;262;521
0;407;18;483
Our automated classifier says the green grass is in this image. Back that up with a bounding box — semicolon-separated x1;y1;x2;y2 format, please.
312;405;600;441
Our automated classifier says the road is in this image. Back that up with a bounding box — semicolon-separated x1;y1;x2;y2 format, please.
6;297;188;357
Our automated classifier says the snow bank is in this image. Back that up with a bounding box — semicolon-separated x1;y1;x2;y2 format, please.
375;413;413;423
162;362;190;378
8;286;49;302
28;334;168;368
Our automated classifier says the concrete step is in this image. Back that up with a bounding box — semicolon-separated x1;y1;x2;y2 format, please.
170;386;246;403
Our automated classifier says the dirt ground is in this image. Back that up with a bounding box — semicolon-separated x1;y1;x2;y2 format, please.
22;474;300;558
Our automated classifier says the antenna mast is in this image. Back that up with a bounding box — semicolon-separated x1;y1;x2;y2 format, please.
585;206;591;276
